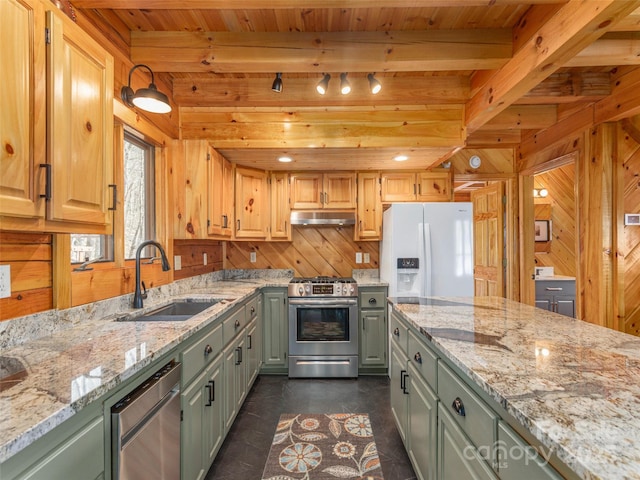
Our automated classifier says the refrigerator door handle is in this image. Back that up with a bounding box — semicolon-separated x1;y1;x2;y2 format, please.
423;222;432;297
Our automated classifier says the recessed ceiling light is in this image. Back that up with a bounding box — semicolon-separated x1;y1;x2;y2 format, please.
394;155;409;162
278;156;293;163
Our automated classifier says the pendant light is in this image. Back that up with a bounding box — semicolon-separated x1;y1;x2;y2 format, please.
271;72;283;93
316;74;331;95
120;64;172;114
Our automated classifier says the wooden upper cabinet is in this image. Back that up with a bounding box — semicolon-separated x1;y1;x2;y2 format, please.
355;172;382;241
46;9;114;228
269;172;291;241
381;171;451;202
290;172;356;209
0;0;46;221
235;166;268;239
208;148;233;238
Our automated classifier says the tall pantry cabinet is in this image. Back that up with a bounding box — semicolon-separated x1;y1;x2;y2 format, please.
1;0;114;233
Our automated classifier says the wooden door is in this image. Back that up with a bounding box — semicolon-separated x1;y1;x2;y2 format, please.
355;172;382;240
416;171;451;202
290;173;322;209
47;10;114;227
471;183;504;297
0;0;46;219
235;166;268;239
323;172;356;208
381;172;416;202
269;172;291;240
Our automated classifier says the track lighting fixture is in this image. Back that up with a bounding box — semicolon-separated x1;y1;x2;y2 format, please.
120;64;171;114
316;74;331;95
533;188;549;198
272;72;283;93
340;73;351;95
368;73;382;94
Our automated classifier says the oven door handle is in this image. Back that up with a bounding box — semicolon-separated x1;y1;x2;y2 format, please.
288;298;358;307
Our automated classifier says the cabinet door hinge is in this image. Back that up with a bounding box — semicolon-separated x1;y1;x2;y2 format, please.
206;152;211;161
502;195;507;205
45;27;51;44
207;219;211;227
180;410;183;422
502;258;507;267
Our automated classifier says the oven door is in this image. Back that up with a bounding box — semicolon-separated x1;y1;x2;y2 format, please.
288;297;358;356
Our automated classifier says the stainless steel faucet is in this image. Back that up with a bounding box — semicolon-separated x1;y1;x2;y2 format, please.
133;240;171;308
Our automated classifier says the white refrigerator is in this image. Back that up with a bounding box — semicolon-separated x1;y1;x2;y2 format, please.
380;203;474;297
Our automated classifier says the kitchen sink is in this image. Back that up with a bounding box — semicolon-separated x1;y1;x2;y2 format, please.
118;299;235;322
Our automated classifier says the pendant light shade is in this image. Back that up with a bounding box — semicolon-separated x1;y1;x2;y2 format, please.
340;73;351;95
316;74;331;95
120;64;172;114
272;72;283;93
367;73;382;94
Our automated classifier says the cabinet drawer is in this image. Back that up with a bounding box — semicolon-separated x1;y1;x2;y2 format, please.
437;361;498;457
407;329;438;389
535;280;575;297
224;307;246;343
182;323;223;385
390;311;408;355
497;422;562;480
245;296;260;320
359;290;386;309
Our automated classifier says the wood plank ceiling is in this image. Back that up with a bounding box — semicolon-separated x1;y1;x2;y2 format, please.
73;0;640;172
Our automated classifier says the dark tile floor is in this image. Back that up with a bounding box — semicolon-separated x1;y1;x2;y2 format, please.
205;375;417;480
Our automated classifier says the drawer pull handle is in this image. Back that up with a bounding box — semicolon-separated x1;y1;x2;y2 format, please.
545;287;563;291
452;397;466;417
414;352;422;364
205;380;215;406
204;344;212;357
235;319;240;328
368;298;377;305
400;370;409;394
393;328;400;337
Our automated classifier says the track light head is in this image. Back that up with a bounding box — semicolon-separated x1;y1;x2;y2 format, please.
367;73;382;94
316;74;331;95
272;72;283;93
340;73;351;95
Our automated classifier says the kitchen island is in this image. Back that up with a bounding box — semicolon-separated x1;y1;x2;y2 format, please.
389;296;640;480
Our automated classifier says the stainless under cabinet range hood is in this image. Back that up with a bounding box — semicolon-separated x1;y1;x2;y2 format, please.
290;211;356;226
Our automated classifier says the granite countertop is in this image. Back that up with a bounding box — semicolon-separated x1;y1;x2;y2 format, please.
389;296;640;480
0;273;291;464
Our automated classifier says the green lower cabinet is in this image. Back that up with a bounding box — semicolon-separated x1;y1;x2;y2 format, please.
390;339;409;446
437;404;498;480
497;422;562;480
246;317;261;386
181;353;224;480
224;333;247;432
358;287;388;374
261;288;288;374
408;362;438;480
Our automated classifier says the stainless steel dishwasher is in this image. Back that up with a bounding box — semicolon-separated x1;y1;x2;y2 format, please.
111;360;181;480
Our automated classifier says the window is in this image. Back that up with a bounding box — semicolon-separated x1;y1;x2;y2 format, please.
123;133;156;259
71;130;155;264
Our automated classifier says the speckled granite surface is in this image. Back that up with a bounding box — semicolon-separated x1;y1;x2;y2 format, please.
0;270;292;464
389;296;640;480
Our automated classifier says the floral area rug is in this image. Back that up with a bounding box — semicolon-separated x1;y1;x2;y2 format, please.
261;413;384;480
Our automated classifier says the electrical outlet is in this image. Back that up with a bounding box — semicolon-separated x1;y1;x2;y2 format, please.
355;252;363;264
203;253;208;265
363;253;370;263
174;255;182;271
0;265;11;299
250;251;257;263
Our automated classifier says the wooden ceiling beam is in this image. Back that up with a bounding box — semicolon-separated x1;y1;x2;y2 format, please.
465;0;640;133
173;76;469;107
73;0;566;9
567;34;640;67
516;71;611;104
130;29;512;73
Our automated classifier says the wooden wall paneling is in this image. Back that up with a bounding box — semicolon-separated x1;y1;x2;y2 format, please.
173;240;223;281
505;178;520;302
618;121;640;336
225;226;379;278
519;175;535;306
0;232;53;321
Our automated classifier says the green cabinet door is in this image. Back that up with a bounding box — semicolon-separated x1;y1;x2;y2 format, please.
358;287;388;373
390;340;409;446
408;362;438;480
204;356;225;468
246;317;260;386
262;288;288;373
224;334;247;432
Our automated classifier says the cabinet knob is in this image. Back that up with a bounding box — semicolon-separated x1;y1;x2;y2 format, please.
414;352;422;364
204;344;212;356
235;319;241;328
368;298;377;305
393;327;400;337
250;306;255;314
452;397;466;417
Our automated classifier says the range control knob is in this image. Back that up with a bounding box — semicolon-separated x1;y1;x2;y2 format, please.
298;286;304;295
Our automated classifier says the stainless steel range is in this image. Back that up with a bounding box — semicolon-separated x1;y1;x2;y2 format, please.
288;276;359;378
